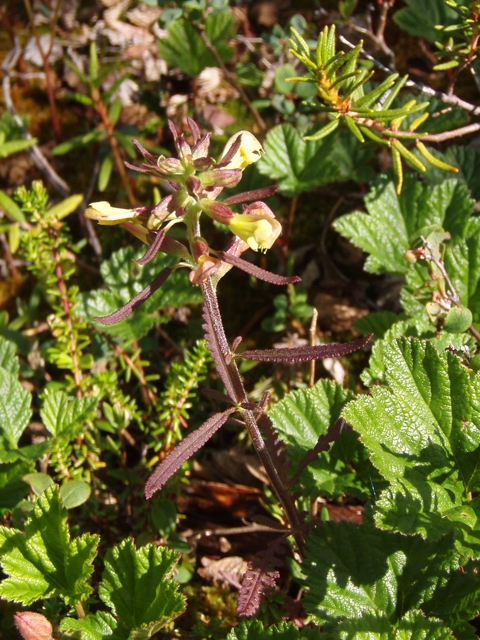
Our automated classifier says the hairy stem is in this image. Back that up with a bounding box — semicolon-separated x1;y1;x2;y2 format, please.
201;278;306;555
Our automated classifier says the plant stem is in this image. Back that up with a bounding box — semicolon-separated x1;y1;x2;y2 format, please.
91;88;136;207
23;0;62;141
201;278;306;555
49;227;83;396
196;28;267;132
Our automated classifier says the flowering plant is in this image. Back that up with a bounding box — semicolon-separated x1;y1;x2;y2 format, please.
85;120;370;587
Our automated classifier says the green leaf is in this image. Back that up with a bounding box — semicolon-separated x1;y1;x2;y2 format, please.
268;380;375;497
60;480;91;509
0;367;32;448
40;391;98;441
52;130;104;155
336;609;456;639
443;306;472;333
423;145;480;200
0;137;37;159
359;319;474;387
393;0;469;43
158;13;234;76
257;124;373;197
45;194;83;221
80;247;202;341
343;338;480;554
274;63;297;94
0;190;26;223
334;174;475;274
0;335;20;375
22;472;54;496
98;538;185;636
0;460;33;514
303;520;472;635
228;620;323;640
60;612;118;640
0;485;99;605
98;154;114;192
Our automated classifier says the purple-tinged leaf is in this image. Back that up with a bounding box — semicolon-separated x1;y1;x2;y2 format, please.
217;135;242;168
124;161;152;174
237;568;279;617
187;117;201;144
223;185;279;205
238;334;372;363
217;251;301;285
288;418;348;490
134;229;167;266
145;409;234;498
94;267;173;325
201;388;235;405
132;138;158;161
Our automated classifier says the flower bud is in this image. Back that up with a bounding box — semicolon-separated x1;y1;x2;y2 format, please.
191;236;210;261
199;199;234;224
221;131;264;170
156;156;183;175
200;168;242;189
15;612;53;640
229;202;281;252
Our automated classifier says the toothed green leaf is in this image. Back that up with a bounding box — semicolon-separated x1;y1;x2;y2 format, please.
0;486;98;605
334;174;474;274
343;338;480;556
98;538;185;637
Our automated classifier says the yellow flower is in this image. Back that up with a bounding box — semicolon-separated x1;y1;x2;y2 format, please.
85;201;137;225
229;203;281;252
221;131;264;170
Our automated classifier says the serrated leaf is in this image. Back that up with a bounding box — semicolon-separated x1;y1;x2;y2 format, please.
268;380;375;498
334;174;475;274
343;338;480;554
40;391;97;441
257;124;373;196
335;609;456;639
79;247;202;341
303;520;469;633
98;538;185;636
0;486;99;605
423;145;480;200
0;335;19;375
60;611;118;640
158;13;234;76
0;368;32;448
227;620;323;640
359;318;474;387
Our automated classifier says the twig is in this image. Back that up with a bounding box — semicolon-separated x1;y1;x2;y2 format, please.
340;35;480;117
23;0;62;140
196;28;267;132
422;236;480;342
2;41;70;197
